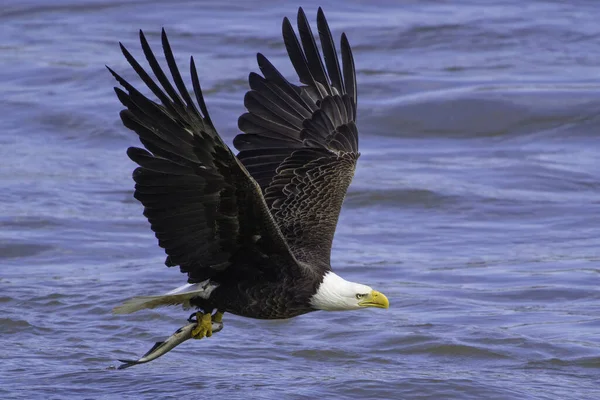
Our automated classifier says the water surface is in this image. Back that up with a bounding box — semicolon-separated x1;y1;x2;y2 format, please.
2;1;600;399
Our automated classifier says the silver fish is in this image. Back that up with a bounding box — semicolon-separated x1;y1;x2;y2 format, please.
117;320;223;369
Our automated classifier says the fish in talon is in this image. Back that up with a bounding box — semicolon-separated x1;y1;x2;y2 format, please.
117;320;224;369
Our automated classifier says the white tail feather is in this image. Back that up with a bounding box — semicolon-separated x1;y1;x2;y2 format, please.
113;281;218;314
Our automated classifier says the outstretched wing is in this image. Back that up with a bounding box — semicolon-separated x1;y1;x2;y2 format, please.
109;29;298;284
234;8;359;270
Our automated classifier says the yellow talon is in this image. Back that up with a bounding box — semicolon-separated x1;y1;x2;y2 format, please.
191;312;213;339
212;311;224;323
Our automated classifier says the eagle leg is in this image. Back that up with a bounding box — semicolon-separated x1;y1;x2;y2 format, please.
187;312;197;323
191;312;213;339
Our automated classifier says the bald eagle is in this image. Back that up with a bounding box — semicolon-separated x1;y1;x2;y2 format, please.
109;7;389;364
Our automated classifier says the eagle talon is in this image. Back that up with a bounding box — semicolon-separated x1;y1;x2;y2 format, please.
187;312;197;323
212;311;224;323
191;312;213;339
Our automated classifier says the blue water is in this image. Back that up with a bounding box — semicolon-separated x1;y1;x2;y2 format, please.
2;1;600;399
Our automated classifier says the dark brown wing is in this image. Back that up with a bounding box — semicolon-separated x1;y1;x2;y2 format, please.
108;29;298;284
234;8;359;269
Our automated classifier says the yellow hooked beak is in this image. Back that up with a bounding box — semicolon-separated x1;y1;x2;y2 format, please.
359;290;389;309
